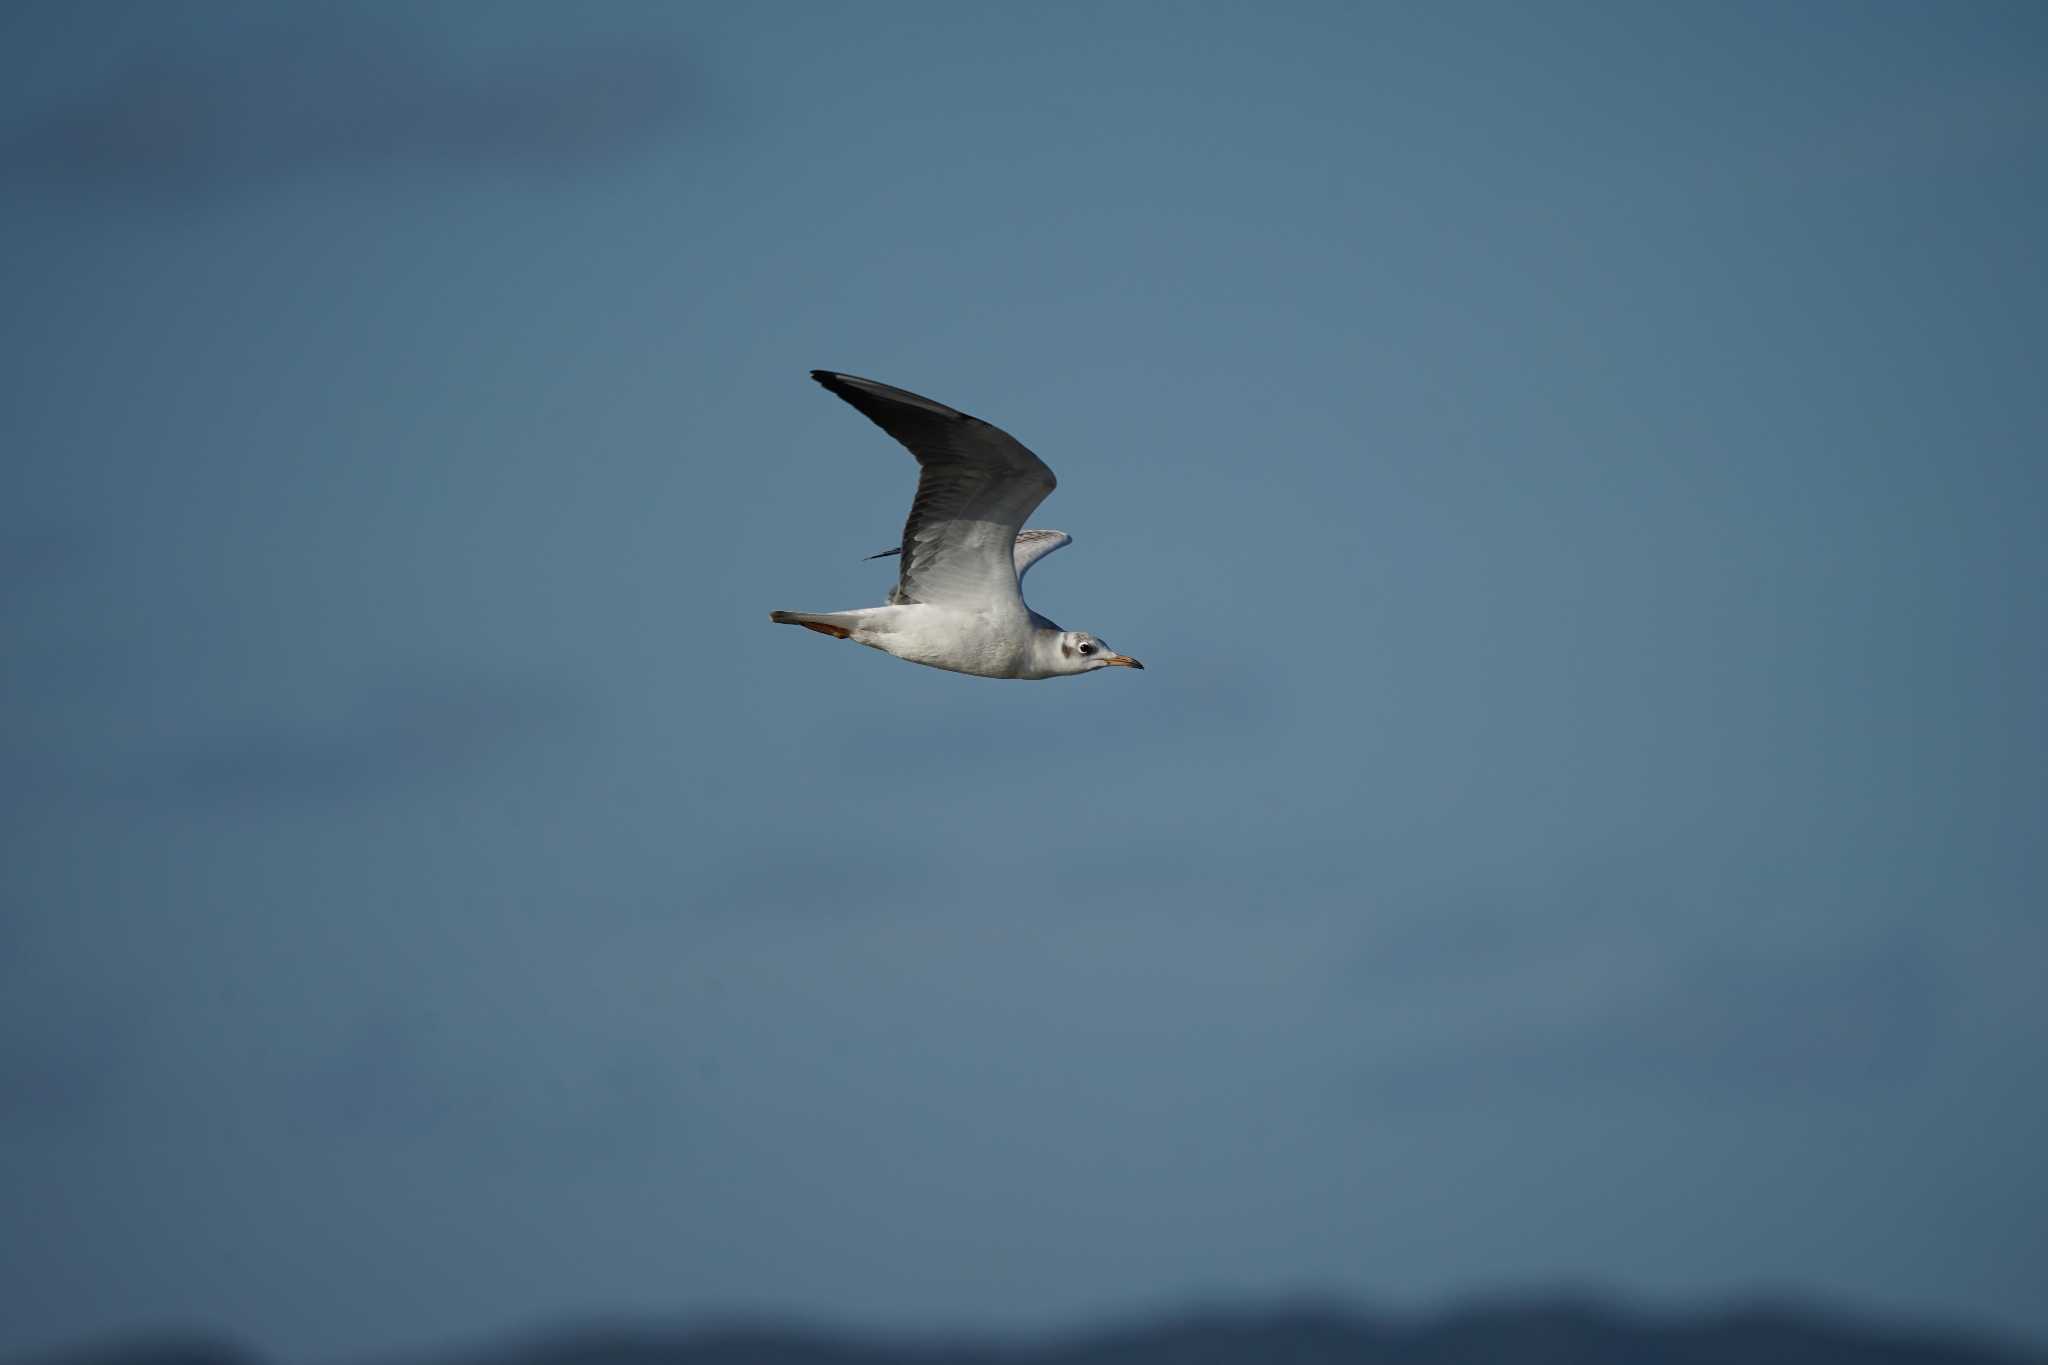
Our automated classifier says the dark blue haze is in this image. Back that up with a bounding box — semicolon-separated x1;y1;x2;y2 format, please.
3;1;2044;1359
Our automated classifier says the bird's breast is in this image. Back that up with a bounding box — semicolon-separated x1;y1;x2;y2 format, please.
873;605;1033;678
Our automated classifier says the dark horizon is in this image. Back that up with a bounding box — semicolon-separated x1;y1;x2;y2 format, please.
22;1295;2048;1365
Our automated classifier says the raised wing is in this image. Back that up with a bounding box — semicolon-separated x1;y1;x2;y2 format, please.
866;528;1073;583
1010;528;1073;579
813;371;1056;610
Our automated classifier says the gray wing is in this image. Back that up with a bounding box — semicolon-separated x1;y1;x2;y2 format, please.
1010;528;1073;580
866;527;1072;586
813;370;1056;610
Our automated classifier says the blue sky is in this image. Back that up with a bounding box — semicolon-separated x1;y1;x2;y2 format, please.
3;1;2045;1359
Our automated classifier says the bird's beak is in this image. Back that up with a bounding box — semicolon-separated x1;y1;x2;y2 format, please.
1104;655;1144;670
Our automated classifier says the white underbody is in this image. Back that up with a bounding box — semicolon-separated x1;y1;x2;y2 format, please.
829;602;1063;679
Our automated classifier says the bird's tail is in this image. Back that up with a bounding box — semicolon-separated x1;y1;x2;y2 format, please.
769;610;860;640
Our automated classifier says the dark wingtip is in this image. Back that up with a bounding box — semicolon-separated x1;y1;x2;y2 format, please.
864;547;903;561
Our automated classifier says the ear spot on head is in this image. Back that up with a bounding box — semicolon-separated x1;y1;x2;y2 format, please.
1061;639;1074;657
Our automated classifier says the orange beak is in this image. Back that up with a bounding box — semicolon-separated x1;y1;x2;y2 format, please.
1103;654;1145;669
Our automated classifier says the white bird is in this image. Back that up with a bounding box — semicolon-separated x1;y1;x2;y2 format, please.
771;371;1144;680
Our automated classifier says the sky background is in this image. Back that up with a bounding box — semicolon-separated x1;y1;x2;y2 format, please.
3;0;2045;1360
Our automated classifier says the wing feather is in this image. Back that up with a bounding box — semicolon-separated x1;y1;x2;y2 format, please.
1010;528;1073;579
865;528;1072;584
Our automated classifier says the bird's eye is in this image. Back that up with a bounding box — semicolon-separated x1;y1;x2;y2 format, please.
1077;642;1095;655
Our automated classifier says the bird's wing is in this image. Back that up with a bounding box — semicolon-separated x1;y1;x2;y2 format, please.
1010;528;1073;581
866;527;1073;583
813;370;1056;610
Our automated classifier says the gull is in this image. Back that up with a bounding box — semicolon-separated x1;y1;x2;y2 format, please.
771;371;1144;680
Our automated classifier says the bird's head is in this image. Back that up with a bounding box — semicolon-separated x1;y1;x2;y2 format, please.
1056;631;1144;675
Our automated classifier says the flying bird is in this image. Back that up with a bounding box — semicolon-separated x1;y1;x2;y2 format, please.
771;371;1144;680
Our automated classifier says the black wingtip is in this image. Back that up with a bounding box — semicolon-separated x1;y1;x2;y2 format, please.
813;370;878;407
